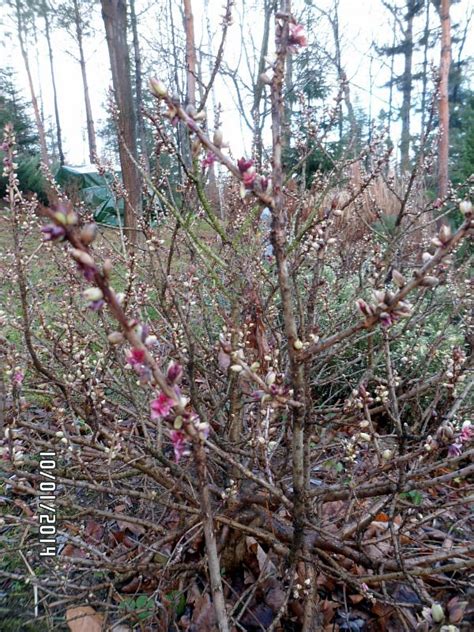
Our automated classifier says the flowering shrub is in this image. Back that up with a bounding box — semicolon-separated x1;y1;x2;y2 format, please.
1;13;473;632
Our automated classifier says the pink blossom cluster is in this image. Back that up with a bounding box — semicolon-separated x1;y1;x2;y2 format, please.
149;361;208;462
288;23;308;53
448;421;473;457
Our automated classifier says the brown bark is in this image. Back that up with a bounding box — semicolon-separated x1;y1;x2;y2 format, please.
43;6;65;165
101;0;142;243
15;0;49;167
129;0;150;175
251;0;273;167
73;0;97;163
438;0;451;200
270;0;307;559
183;0;197;108
400;9;414;172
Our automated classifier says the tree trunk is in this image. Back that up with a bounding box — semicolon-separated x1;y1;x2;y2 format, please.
387;16;396;143
183;0;197;108
130;0;150;175
15;0;49;167
400;10;414;172
251;0;272;168
438;0;451;200
101;0;141;244
73;0;97;163
420;0;431;135
44;7;65;165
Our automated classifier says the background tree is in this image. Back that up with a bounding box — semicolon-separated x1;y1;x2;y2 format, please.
39;0;65;165
101;0;141;243
10;0;49;167
56;0;98;163
436;0;452;202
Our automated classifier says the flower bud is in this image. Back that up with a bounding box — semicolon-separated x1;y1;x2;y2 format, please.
459;200;472;216
382;449;393;461
293;339;303;350
65;212;78;225
392;269;405;288
149;77;168;98
266;371;276;386
70;248;95;268
431;603;445;623
103;259;113;277
83;287;103;302
80;223;97;246
359;432;371;442
213;129;224;147
108;331;124;344
230;364;243;372
53;211;67;225
420;276;439;288
438;224;451;244
145;334;158;347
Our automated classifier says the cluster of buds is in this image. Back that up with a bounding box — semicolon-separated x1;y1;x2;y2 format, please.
123;324;159;384
437;420;473;458
442;346;466;391
41;203;78;242
1;427;25;463
236;157;270;198
251;369;289;406
431;223;452;249
424;415;472;457
356;289;412;328
343;384;374;414
292;577;312;600
1;124;18;179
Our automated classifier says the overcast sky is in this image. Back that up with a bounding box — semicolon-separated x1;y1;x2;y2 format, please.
1;0;472;166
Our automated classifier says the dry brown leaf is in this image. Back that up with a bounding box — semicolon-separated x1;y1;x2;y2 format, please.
66;606;103;632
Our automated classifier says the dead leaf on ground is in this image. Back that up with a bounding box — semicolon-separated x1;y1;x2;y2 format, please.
66;606;103;632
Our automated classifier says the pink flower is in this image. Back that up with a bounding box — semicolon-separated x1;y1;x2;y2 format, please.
288;23;308;51
13;372;24;386
460;421;473;443
170;430;189;462
237;158;253;174
202;152;216;169
150;392;175;420
126;348;145;367
242;168;257;187
166;362;183;385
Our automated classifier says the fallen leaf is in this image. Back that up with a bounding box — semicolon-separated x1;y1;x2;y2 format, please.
66;606;103;632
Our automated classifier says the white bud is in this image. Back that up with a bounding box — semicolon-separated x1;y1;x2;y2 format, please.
230;364;243;372
459;200;472;216
213;129;224;147
149;77;168;98
431;603;445;623
83;287;103;302
293;339;303;350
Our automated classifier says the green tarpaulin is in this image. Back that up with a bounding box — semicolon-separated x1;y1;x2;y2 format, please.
55;165;124;226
